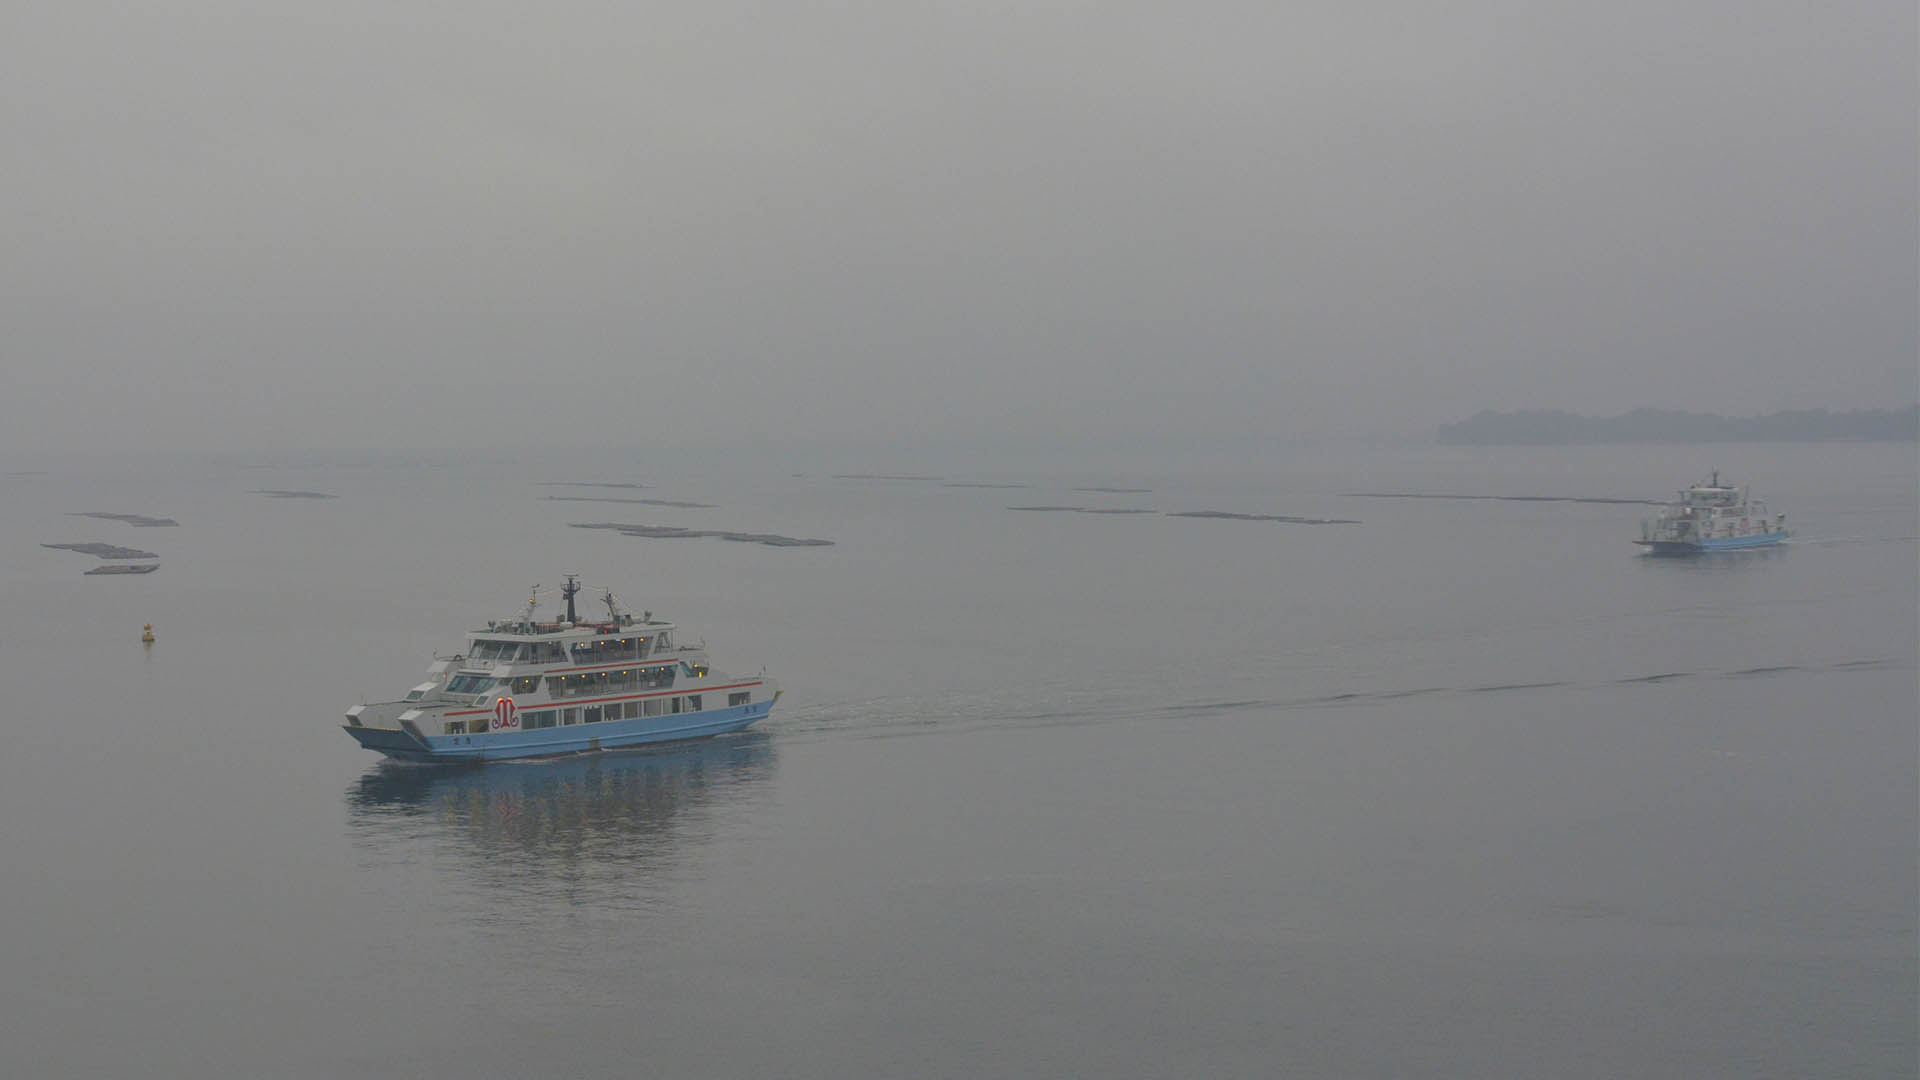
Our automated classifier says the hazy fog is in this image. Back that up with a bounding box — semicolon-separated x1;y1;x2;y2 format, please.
5;1;1914;457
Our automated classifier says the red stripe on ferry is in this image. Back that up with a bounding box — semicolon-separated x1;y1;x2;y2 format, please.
442;681;761;717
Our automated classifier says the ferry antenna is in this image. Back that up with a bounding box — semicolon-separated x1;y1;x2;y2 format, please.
600;586;628;626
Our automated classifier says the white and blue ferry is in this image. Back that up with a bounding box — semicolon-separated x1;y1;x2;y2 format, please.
344;576;777;762
1636;472;1789;555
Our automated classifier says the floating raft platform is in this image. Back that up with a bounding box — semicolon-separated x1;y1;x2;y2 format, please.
69;512;179;527
44;542;161;559
540;496;717;508
1169;511;1361;524
571;523;833;547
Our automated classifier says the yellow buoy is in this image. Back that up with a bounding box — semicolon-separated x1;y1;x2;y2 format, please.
141;623;155;644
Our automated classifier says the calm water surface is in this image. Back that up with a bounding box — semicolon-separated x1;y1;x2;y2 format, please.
2;442;1913;1077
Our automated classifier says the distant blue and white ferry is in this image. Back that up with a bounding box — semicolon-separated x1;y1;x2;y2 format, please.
344;576;776;762
1636;472;1789;555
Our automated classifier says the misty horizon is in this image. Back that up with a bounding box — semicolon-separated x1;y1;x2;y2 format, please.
5;2;1914;459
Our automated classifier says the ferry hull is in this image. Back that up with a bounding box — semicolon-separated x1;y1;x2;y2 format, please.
1638;532;1789;556
345;700;775;763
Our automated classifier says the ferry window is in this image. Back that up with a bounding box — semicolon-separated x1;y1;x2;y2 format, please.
624;701;640;719
685;695;701;712
444;720;467;734
583;706;601;724
534;642;564;663
670;697;681;714
447;674;494;694
728;692;750;707
569;638;640;666
511;676;540;694
643;699;662;717
404;689;425;702
635;637;650;657
470;640;521;662
565;707;581;725
548;674;594;698
524;710;555;728
568;634;645;661
657;631;672;651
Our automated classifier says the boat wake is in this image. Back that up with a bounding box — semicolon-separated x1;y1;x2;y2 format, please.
777;655;1908;741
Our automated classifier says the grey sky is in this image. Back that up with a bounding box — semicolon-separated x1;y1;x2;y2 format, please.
4;1;1914;456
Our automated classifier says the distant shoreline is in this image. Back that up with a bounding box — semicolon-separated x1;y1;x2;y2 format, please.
1437;406;1918;445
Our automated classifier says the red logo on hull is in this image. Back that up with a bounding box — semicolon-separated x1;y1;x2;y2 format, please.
491;698;519;731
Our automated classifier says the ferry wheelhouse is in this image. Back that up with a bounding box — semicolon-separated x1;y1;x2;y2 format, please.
344;576;777;762
1637;472;1789;555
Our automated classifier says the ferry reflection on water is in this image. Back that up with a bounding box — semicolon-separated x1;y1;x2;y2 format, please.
346;732;776;872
